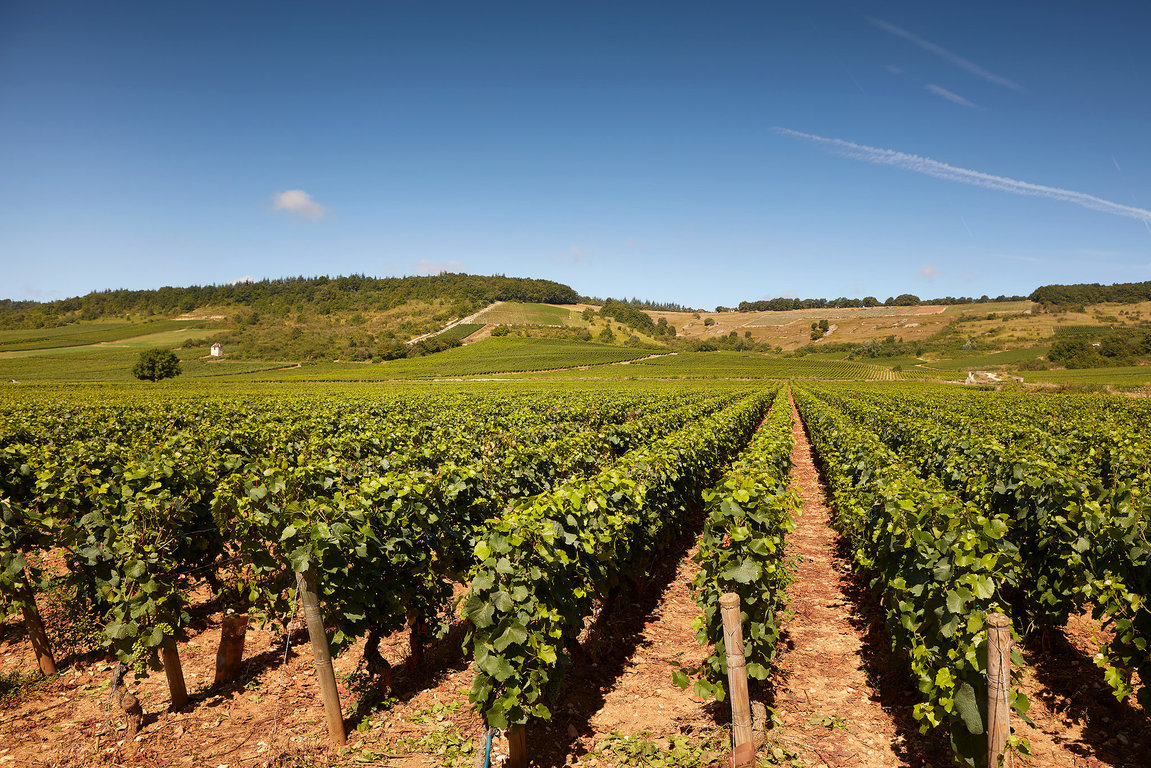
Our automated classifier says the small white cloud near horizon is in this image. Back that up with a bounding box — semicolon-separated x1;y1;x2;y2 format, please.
918;264;942;282
272;189;327;218
925;84;980;109
868;17;1022;91
774;127;1151;225
228;275;255;285
410;259;465;275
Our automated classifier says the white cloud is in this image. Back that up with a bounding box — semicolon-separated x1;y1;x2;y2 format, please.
925;84;980;109
869;17;1022;91
272;189;327;218
228;275;255;285
884;64;903;75
410;259;465;275
918;264;942;281
775;127;1151;224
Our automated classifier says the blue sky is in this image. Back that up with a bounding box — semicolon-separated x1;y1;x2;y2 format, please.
2;1;1149;309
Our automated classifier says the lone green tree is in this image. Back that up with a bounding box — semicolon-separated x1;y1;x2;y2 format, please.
133;349;182;382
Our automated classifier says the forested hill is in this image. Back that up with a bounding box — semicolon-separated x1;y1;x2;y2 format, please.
0;274;580;327
1029;280;1151;308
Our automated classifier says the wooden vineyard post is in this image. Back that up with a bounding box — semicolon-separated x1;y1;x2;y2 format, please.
17;575;56;676
719;593;755;768
507;725;527;768
986;613;1011;768
213;612;248;685
160;635;189;709
296;568;347;747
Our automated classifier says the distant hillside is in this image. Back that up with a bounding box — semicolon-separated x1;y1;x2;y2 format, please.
0;273;579;329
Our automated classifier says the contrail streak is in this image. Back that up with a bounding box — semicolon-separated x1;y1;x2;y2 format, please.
776;127;1151;224
960;216;974;239
869;17;1022;92
925;84;980;109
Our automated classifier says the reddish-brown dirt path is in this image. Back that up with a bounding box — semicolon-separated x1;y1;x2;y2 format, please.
0;591;484;768
1008;610;1150;768
770;396;933;768
471;515;730;767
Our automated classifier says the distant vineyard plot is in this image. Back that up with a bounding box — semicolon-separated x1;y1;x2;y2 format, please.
741;306;943;327
940;300;1033;314
470;301;583;326
923;347;1050;371
1023;364;1151;385
0;319;209;351
434;323;485;344
542;351;905;380
268;338;649;380
0;346;288;382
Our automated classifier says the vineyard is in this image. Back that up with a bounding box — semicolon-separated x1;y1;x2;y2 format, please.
1;380;1148;767
539;352;911;381
265;339;653;380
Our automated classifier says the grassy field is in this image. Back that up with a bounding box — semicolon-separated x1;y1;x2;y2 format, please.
470;302;583;326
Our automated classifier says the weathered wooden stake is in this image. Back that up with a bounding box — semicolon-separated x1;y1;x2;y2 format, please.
296;569;347;747
507;725;527;768
160;634;189;709
213;612;248;685
719;593;755;768
986;613;1011;768
18;575;56;676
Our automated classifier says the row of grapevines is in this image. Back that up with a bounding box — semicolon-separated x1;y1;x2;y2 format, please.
678;386;799;699
207;390;749;659
0;389;741;686
462;389;777;730
808;384;1150;708
793;388;1030;767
